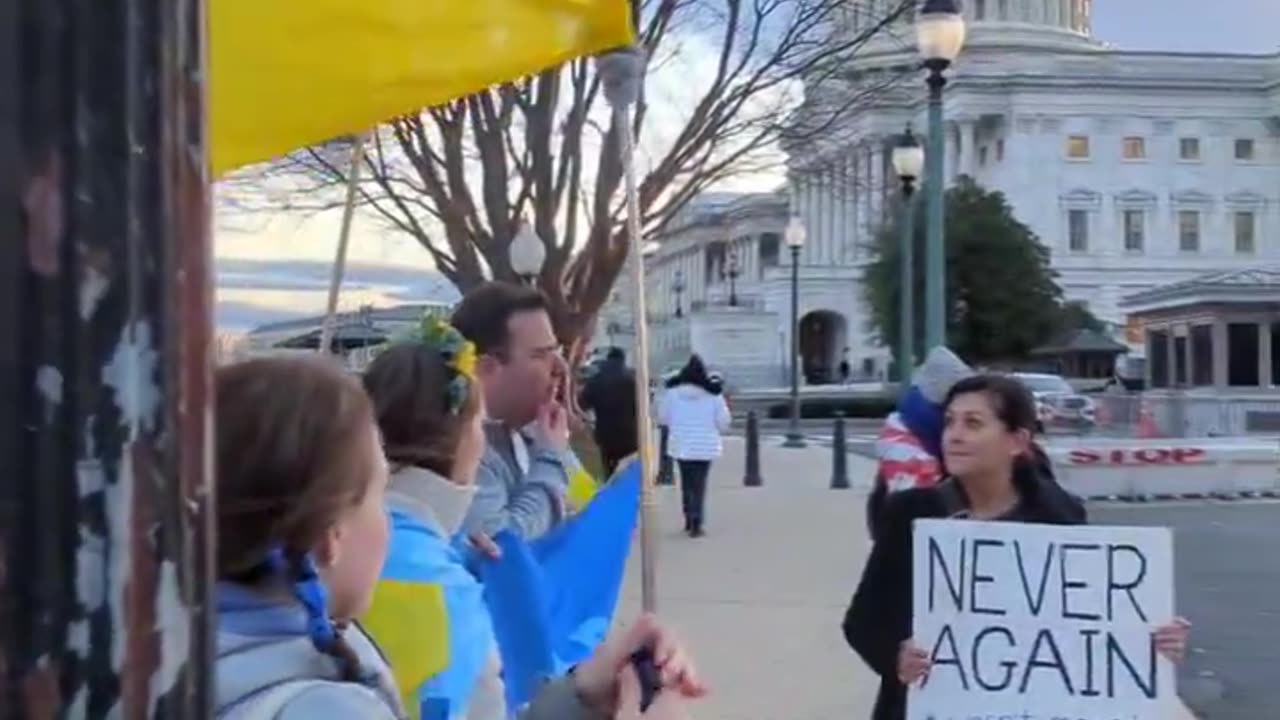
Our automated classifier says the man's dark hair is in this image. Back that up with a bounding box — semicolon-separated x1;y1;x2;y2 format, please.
606;347;625;362
450;281;549;355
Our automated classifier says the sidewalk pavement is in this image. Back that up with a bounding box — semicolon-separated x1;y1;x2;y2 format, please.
616;436;1199;720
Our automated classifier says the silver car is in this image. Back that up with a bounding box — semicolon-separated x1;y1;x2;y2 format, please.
1011;372;1096;430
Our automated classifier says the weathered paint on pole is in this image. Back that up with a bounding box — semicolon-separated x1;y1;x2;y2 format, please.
2;0;215;716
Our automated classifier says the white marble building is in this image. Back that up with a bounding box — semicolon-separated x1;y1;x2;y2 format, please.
599;0;1280;386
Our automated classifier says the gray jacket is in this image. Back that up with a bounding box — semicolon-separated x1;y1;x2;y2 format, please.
461;422;569;540
214;584;608;720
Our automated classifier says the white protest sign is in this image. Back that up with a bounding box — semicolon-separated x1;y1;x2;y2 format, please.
909;519;1175;720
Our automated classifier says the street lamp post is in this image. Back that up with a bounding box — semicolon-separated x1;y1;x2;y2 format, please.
727;249;740;306
509;219;546;285
783;215;807;448
917;0;966;350
673;269;686;317
891;126;925;385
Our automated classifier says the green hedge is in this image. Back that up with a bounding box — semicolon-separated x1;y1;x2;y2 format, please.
764;395;896;420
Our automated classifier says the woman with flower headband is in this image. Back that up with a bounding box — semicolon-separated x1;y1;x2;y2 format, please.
361;317;707;720
210;350;704;719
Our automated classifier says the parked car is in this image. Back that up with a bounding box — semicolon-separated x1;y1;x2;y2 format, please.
1011;372;1096;431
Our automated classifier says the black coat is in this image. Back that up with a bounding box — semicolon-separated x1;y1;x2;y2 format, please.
579;359;637;457
842;465;1086;720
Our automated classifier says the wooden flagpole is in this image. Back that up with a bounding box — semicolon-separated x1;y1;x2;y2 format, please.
318;133;367;355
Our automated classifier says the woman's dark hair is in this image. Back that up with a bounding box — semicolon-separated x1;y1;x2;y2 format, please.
215;356;379;681
666;354;719;393
362;341;481;478
943;373;1047;478
943;374;1039;434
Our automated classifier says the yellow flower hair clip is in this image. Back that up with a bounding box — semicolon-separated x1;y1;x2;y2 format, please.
418;315;476;414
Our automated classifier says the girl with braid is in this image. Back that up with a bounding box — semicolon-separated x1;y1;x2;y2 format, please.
213;356;399;717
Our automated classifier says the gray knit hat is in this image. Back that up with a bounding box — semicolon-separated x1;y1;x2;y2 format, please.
914;347;975;404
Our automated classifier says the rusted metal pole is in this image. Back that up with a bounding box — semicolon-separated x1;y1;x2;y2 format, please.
2;0;215;717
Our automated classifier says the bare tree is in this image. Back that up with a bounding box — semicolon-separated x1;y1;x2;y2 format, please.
226;0;912;362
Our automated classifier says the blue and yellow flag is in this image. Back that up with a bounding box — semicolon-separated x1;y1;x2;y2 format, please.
480;459;641;710
564;449;601;511
210;0;634;175
363;508;496;720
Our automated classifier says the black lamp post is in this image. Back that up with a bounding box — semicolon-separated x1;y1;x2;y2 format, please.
782;215;807;448
891;125;925;384
917;0;967;350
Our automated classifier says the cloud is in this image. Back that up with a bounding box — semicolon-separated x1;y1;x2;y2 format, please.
216;300;313;333
214;257;459;332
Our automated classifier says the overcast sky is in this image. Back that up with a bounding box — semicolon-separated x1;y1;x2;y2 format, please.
1092;0;1279;54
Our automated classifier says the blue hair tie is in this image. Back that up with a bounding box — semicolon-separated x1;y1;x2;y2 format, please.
265;546;339;653
293;554;339;652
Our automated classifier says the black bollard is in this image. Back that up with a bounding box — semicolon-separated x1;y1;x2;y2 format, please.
657;425;674;486
743;411;763;487
831;412;850;489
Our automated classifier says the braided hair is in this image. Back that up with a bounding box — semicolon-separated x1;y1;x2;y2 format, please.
215;357;382;683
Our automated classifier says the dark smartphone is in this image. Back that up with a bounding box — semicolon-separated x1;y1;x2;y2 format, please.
630;646;662;712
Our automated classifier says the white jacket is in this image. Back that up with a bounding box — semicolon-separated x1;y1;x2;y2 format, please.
659;384;731;461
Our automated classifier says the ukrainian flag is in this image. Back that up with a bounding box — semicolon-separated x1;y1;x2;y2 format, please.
480;459;641;710
564;449;600;511
363;507;496;720
210;0;634;176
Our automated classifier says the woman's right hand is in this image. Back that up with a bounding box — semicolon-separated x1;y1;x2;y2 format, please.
614;665;689;719
897;640;931;686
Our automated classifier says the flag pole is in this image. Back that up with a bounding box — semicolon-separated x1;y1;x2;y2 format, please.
318;133;368;355
601;46;655;613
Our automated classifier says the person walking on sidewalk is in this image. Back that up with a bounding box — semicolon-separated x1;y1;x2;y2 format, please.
579;346;638;478
658;355;730;538
842;374;1191;720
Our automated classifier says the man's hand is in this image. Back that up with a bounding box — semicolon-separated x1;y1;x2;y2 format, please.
531;400;570;453
613;665;689;719
573;614;707;714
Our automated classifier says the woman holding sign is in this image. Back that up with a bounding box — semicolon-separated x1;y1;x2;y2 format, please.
842;374;1191;720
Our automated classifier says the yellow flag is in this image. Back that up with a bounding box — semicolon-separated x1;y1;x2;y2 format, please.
210;0;634;176
565;449;600;510
361;579;450;719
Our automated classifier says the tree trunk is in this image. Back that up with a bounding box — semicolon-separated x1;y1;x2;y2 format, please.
2;0;215;716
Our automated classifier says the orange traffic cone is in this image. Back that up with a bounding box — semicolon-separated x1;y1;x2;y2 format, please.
1135;399;1161;439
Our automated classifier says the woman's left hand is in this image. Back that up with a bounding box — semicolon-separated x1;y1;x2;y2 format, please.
1153;617;1192;664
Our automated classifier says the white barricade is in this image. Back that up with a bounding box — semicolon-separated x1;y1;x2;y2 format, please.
1045;438;1280;500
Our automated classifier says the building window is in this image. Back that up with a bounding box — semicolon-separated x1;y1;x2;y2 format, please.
996;139;1005;161
1123;209;1145;252
999;0;1008;19
1234;211;1257;254
1190;325;1214;387
1148;330;1169;388
1067;135;1090;159
1067;209;1088;252
1179;137;1201;160
758;232;780;277
975;0;986;19
978;146;988;167
1178;210;1200;252
1228;323;1261;386
1235;138;1256;161
1122;136;1146;160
